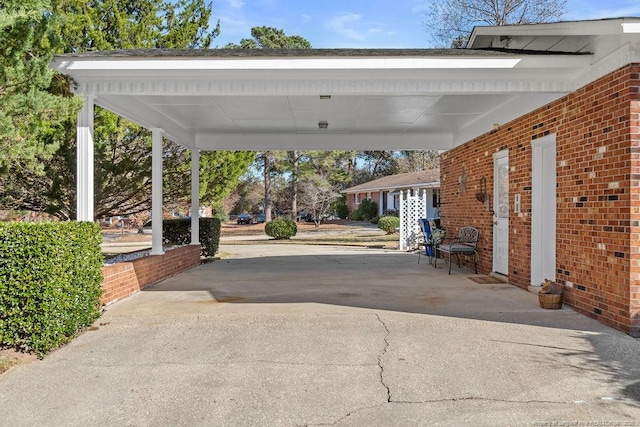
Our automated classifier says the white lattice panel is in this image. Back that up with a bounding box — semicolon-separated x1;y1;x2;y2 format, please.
399;190;427;250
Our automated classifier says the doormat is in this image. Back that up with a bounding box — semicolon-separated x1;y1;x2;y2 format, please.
467;276;505;284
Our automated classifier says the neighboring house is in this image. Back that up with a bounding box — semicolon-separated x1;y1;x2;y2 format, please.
342;169;440;218
441;18;640;337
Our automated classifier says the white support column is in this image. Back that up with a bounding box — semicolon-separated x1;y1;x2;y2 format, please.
190;149;200;246
399;190;405;251
151;129;164;256
76;95;95;222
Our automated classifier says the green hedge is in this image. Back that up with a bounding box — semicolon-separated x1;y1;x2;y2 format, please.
0;222;104;356
163;217;221;258
349;199;378;222
378;216;400;234
265;218;297;240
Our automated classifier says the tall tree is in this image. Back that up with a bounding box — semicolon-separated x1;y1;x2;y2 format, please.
226;26;311;222
199;151;257;208
424;0;567;47
0;0;255;220
0;0;81;174
225;26;312;49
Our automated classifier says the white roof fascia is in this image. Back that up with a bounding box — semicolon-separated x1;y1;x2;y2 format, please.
53;56;522;72
342;182;440;194
469;18;640;44
622;22;640;33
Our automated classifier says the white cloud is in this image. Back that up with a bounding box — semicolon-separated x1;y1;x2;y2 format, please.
328;12;366;41
226;0;245;9
328;12;381;41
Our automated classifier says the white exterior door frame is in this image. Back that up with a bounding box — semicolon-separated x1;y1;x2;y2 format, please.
531;134;557;288
493;150;509;275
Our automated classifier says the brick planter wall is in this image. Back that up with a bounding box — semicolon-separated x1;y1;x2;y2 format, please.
441;65;640;337
101;245;201;305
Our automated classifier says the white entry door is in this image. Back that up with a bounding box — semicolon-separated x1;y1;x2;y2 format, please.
531;135;556;287
493;150;509;275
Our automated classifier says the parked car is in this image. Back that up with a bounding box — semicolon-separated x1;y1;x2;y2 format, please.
237;213;253;225
256;212;266;223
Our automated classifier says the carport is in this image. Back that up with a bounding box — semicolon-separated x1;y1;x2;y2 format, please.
50;20;605;257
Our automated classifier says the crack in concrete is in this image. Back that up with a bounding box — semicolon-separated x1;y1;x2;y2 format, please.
303;403;386;426
389;397;578;405
307;397;601;426
375;313;392;403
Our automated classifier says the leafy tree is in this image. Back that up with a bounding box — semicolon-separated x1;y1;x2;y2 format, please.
301;150;357;188
424;0;567;47
394;150;440;173
199;151;257;207
0;0;255;220
225;26;312;49
0;0;81;175
226;27;311;222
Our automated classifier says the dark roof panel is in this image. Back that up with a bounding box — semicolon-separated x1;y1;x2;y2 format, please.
343;169;440;193
55;48;519;59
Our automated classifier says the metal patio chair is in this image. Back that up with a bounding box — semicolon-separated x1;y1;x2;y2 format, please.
437;226;479;274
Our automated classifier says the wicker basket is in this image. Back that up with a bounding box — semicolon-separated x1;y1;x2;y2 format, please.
538;293;563;309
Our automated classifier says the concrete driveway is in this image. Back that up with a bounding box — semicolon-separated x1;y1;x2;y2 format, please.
1;244;639;426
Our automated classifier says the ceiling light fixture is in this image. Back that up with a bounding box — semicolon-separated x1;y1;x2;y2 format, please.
319;95;332;100
318;121;329;130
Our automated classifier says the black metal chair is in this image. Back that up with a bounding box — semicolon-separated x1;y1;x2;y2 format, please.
437;226;479;274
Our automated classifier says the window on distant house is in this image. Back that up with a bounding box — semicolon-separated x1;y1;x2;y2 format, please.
432;189;440;208
355;194;361;204
367;192;372;200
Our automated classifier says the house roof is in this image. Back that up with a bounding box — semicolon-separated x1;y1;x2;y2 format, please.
51;17;640;152
342;170;440;193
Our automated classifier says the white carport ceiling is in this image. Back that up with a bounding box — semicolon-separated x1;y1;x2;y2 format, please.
51;18;640;152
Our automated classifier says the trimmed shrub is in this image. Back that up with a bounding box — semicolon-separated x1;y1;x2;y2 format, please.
163;217;221;258
358;199;378;221
348;210;363;221
378;216;400;234
0;222;104;356
265;218;297;240
349;199;378;222
333;195;349;219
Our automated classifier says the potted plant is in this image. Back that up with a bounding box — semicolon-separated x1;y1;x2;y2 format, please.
538;279;563;309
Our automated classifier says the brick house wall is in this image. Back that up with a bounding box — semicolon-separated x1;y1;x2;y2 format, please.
440;65;640;337
101;245;201;305
346;191;380;213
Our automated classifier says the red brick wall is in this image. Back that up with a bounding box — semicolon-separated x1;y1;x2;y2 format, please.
346;193;360;212
441;65;640;337
101;245;201;305
631;97;640;336
346;191;380;213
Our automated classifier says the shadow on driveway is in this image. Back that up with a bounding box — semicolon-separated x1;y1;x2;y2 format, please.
131;245;640;405
2;244;638;426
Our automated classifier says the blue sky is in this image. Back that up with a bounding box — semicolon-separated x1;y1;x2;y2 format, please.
209;0;640;48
